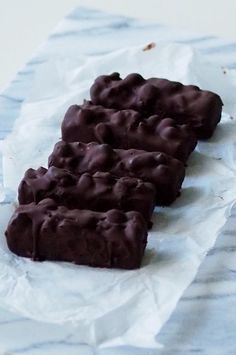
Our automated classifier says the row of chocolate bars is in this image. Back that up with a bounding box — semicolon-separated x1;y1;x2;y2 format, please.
5;73;223;269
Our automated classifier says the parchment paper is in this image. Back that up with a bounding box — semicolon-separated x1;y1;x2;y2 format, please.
1;42;236;349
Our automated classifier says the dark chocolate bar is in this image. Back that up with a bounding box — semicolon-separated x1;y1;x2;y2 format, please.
5;199;148;269
18;166;156;224
61;101;197;162
90;72;223;138
48;141;185;205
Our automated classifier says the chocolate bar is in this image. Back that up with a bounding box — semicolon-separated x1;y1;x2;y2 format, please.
61;101;197;162
5;199;148;269
48;141;185;205
18;166;156;224
90;72;223;138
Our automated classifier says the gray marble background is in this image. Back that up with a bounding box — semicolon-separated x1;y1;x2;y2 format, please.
0;7;236;355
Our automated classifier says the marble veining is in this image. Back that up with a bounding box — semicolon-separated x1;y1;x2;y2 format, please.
0;6;236;355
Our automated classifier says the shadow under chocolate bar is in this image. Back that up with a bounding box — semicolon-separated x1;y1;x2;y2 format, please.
48;141;185;205
61;101;197;162
5;199;148;269
90;73;223;139
18;166;156;225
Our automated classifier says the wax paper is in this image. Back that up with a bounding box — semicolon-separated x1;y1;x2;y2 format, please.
1;42;236;349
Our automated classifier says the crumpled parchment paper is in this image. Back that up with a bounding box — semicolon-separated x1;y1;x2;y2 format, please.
1;42;236;349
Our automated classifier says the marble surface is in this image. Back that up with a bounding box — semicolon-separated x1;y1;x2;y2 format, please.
0;6;236;355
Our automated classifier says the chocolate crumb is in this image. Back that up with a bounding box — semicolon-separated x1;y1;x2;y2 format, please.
143;42;156;51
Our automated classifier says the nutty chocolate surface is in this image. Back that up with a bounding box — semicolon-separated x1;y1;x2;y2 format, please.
48;141;185;205
18;166;156;223
90;72;223;138
61;101;197;162
5;199;148;269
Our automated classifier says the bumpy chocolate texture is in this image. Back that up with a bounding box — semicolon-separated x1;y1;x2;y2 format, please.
5;199;148;269
61;101;197;162
48;141;185;205
18;166;156;224
90;72;223;139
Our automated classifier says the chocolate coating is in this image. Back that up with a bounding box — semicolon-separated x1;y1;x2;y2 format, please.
48;141;185;205
18;166;156;224
90;72;223;139
5;199;147;269
61;101;197;162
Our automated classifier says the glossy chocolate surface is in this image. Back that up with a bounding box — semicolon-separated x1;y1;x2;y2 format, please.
18;166;156;223
5;199;148;269
61;101;197;162
48;141;185;205
90;73;223;138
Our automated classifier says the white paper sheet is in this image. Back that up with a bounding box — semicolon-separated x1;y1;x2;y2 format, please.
1;42;236;349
